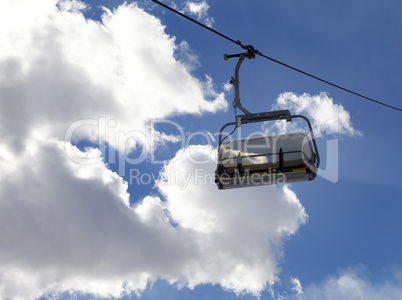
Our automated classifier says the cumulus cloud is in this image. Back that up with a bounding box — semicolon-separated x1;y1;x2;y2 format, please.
0;139;186;299
296;266;402;300
0;140;307;299
0;0;226;153
264;92;360;137
158;146;308;295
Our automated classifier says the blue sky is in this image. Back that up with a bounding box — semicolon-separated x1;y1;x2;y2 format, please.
1;0;402;299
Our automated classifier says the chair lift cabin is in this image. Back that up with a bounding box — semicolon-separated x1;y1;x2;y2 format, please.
215;50;320;190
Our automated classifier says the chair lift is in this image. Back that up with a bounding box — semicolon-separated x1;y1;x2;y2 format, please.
215;47;320;190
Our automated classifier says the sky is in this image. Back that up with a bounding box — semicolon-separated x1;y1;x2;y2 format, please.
0;0;402;299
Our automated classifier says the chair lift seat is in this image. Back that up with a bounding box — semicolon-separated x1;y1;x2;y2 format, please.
215;132;317;189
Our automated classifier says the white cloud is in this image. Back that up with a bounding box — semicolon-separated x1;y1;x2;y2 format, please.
264;92;360;137
157;146;308;295
0;139;307;299
57;0;87;12
182;1;214;27
224;81;233;92
174;40;201;72
291;277;303;296
296;266;402;300
0;0;227;153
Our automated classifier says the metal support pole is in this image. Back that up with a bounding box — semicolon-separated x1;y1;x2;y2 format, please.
233;54;250;114
224;52;255;116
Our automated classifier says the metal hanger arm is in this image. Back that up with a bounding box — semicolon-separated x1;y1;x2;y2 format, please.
224;49;257;115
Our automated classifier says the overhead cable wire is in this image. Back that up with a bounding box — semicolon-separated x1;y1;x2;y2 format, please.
150;0;402;112
256;52;402;112
149;0;241;45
